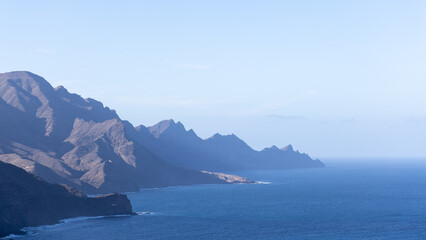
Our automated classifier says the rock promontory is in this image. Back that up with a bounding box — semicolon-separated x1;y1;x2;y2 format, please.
0;161;133;238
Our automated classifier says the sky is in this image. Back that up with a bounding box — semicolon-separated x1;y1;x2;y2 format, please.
0;0;426;158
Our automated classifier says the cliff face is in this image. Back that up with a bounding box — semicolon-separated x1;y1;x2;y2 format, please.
0;161;133;238
0;71;239;194
133;120;325;172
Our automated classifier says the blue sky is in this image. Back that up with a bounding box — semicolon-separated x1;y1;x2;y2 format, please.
1;0;426;158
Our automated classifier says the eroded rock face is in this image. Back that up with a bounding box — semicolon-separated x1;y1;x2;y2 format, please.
0;161;133;238
0;71;236;194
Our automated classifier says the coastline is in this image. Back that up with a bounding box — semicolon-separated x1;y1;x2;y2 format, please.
1;214;136;240
3;180;261;239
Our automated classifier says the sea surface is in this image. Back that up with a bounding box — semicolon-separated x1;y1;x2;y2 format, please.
6;158;426;240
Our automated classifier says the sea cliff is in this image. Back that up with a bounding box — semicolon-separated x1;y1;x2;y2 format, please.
0;161;133;238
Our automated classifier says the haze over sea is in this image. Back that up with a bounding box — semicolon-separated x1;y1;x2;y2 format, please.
5;158;426;240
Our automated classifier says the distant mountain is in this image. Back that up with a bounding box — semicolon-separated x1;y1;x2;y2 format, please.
0;71;250;194
133;119;324;172
0;161;133;238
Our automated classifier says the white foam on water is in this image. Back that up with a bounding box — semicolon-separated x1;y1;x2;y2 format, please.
255;181;272;184
60;215;105;224
2;233;22;239
1;214;134;239
136;211;154;215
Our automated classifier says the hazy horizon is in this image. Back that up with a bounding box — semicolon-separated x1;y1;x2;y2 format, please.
1;1;425;158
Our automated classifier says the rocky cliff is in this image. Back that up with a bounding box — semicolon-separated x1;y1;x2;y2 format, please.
0;161;133;238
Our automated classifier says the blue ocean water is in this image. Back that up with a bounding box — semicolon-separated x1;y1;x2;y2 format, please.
8;159;426;240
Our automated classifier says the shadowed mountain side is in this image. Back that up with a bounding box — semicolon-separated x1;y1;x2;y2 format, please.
0;161;133;238
133;119;324;172
0;71;249;194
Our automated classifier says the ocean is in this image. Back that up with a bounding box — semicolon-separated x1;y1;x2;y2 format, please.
6;159;426;240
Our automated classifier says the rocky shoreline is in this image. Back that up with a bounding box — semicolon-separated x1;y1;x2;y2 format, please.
0;162;134;238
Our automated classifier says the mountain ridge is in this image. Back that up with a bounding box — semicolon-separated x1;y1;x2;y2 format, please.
135;119;324;171
0;71;323;195
0;71;248;194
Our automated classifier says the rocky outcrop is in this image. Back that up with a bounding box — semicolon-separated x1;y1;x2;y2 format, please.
133;119;325;172
0;161;133;238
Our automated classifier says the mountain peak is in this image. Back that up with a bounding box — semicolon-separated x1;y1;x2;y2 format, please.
261;145;281;152
205;133;253;152
207;133;240;140
207;133;222;139
54;85;68;92
0;71;55;118
0;71;53;92
0;71;41;79
281;144;294;151
148;119;187;138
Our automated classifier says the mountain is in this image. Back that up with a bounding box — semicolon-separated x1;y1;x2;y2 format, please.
0;71;250;194
0;161;133;238
133;119;324;171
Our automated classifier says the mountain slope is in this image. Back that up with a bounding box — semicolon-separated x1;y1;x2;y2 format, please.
0;71;248;194
133;119;324;171
0;161;133;238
